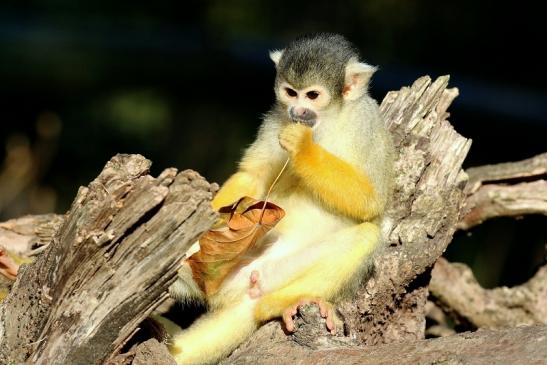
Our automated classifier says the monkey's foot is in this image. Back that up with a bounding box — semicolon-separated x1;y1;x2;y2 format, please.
248;270;262;299
282;298;336;334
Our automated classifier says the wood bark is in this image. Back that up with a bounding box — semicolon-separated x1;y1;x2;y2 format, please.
430;257;547;328
0;213;63;255
224;322;547;365
0;154;217;365
107;339;177;365
340;75;471;344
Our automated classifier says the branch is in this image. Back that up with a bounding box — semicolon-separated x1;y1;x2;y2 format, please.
430;257;547;328
0;214;63;255
225;321;547;365
466;152;547;192
459;153;547;230
0;154;217;365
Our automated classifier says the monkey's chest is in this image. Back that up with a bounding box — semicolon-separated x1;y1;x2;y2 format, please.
243;193;347;264
271;187;350;230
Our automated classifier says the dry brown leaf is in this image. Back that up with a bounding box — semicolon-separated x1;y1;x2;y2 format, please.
187;196;285;296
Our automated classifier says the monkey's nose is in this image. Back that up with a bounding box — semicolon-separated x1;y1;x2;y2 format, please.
290;107;317;122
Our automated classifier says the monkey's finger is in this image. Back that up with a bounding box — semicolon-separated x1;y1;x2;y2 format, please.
325;309;336;334
282;311;296;332
314;299;329;318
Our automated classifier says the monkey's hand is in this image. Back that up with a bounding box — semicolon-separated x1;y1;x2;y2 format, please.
279;123;313;157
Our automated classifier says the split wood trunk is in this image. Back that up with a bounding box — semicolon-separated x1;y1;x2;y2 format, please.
0;156;217;365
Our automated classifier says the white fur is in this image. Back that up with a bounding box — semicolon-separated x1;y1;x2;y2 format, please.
344;59;377;100
269;49;284;66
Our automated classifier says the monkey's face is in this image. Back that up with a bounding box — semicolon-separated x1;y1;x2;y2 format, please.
271;34;377;127
276;81;333;127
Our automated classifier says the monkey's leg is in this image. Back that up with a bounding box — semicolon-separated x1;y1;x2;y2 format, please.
254;222;379;330
167;297;258;365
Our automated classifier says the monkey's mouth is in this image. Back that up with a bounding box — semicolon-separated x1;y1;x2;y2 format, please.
288;107;317;127
290;118;317;128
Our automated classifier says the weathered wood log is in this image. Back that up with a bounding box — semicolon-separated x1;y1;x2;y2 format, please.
224;323;547;365
430;257;547;328
0;214;63;301
459;152;547;230
0;154;217;365
106;339;177;365
0;213;63;255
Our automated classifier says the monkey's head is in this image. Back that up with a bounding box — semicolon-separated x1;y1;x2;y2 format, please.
270;33;377;127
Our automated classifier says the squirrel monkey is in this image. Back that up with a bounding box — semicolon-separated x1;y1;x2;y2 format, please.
165;33;394;365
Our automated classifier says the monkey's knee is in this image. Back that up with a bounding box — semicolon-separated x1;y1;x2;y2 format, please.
352;222;380;249
351;222;380;264
355;221;379;236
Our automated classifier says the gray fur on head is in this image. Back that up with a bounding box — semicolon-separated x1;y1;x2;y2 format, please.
275;33;359;96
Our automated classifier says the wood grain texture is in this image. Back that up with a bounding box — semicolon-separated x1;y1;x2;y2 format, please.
225;323;547;365
341;75;471;345
430;257;547;328
459;152;547;230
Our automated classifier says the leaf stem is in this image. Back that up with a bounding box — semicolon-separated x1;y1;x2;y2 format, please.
258;157;290;224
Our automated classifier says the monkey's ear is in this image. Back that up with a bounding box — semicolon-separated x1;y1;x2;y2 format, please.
269;49;284;67
343;61;377;100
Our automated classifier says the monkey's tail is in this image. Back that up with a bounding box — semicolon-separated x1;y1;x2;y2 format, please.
168;297;258;365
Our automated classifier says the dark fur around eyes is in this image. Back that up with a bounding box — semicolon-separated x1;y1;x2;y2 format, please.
276;33;359;97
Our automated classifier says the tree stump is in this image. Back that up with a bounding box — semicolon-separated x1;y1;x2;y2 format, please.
0;154;217;365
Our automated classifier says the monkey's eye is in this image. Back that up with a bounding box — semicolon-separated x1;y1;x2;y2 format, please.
306;91;320;100
285;88;297;97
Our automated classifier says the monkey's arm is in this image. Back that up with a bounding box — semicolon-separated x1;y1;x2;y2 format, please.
280;124;381;221
212;171;263;210
211;141;279;210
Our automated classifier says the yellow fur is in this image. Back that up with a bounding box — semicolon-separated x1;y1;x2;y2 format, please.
211;171;261;210
171;127;388;364
281;124;380;221
168;298;257;365
254;222;379;321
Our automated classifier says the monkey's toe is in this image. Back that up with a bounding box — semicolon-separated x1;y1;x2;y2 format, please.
282;298;336;334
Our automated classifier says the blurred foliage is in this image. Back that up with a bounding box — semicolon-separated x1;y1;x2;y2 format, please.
0;0;545;287
100;90;171;139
